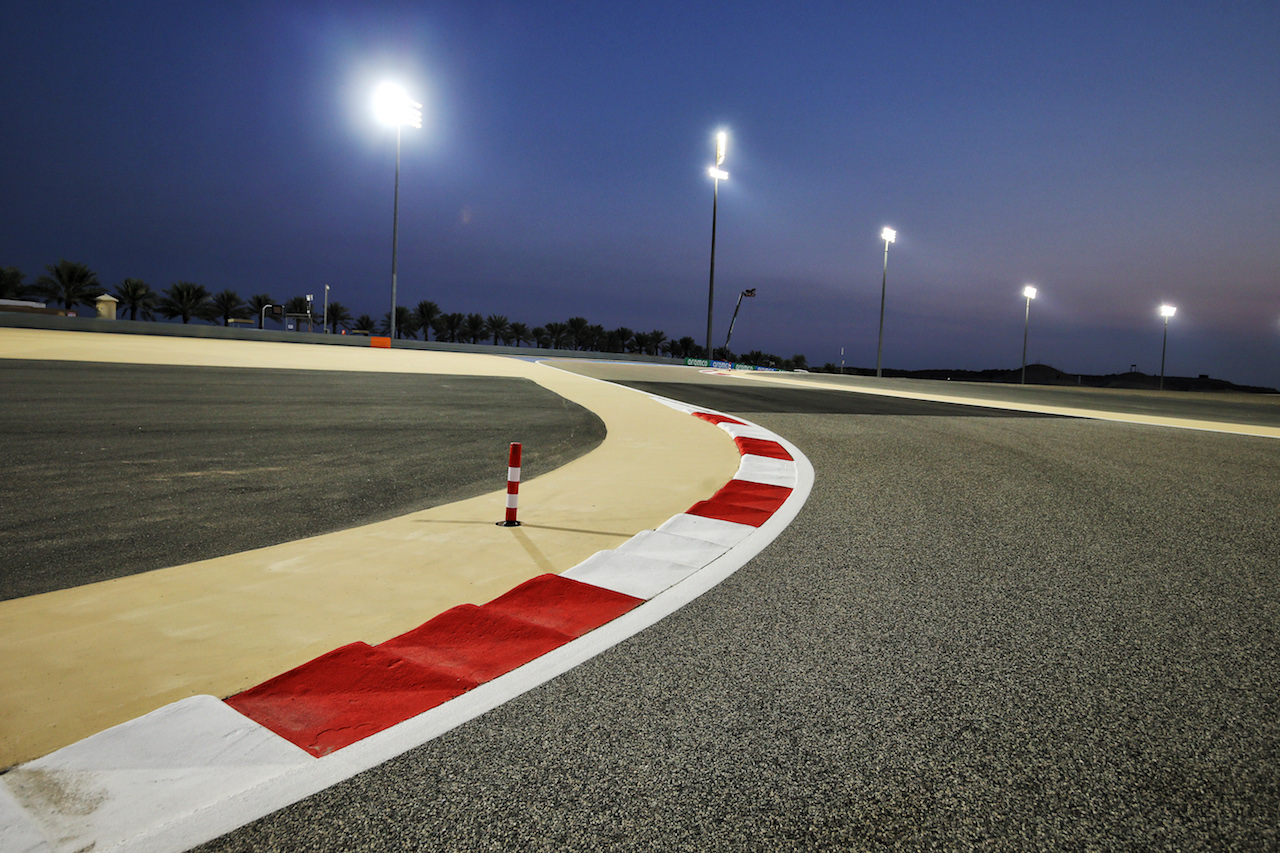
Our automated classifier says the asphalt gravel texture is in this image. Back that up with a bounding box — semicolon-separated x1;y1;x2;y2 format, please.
0;360;603;600
201;375;1280;852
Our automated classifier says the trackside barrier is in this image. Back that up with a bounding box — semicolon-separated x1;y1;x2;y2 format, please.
498;442;522;527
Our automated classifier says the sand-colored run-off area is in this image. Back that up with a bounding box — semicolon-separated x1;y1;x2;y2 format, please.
0;329;740;767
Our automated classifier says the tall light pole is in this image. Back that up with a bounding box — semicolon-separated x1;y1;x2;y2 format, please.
374;82;422;340
1159;304;1177;390
875;227;896;378
322;284;330;334
1021;284;1038;384
706;130;729;364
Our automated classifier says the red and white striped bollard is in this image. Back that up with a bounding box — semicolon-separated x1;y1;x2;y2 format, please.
498;442;522;527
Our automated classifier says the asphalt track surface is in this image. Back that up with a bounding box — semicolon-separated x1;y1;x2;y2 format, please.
0;360;604;600
202;365;1280;852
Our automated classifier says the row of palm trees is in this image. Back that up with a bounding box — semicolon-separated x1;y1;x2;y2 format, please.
3;259;814;366
2;260;282;327
383;302;702;357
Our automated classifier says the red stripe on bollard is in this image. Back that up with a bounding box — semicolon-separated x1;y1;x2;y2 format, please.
498;442;522;527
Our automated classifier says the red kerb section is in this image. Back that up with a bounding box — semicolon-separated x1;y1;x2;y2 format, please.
225;642;475;757
693;412;746;426
687;479;793;527
482;573;643;637
379;604;572;683
733;437;793;460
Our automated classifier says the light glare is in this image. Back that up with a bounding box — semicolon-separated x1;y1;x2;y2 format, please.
1160;304;1177;318
373;82;423;129
709;167;729;181
1023;285;1037;300
716;131;727;166
881;227;896;243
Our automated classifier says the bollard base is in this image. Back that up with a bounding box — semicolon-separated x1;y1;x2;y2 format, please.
497;520;522;527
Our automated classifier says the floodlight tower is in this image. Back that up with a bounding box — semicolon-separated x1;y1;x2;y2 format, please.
706;130;729;363
875;227;896;378
374;82;422;340
1021;285;1038;384
1159;304;1177;390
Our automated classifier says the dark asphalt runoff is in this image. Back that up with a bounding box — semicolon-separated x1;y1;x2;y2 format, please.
0;359;603;600
191;365;1276;851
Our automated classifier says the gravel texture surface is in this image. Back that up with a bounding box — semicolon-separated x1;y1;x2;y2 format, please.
0;360;603;599
201;401;1280;851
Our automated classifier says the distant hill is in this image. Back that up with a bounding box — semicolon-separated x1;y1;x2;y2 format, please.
839;363;1278;394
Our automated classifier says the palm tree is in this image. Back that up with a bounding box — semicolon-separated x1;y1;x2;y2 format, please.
633;331;652;355
247;293;277;328
353;314;376;334
584;324;606;352
676;336;698;359
508;322;532;347
157;281;213;324
327;301;352;334
647;330;668;356
433;312;465;342
380;306;415;338
462;312;486;344
532;326;549;347
1;267;28;300
544;321;572;349
209;289;249;326
608;327;634;353
413;300;441;340
566;316;590;350
113;278;156;321
484;314;510;345
35;260;103;310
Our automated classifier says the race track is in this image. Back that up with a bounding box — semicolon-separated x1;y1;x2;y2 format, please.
202;364;1280;851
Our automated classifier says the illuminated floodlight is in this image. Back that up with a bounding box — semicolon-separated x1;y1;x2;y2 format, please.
705;130;731;363
875;227;897;376
376;81;423;343
373;82;423;128
1159;304;1177;389
1020;285;1038;383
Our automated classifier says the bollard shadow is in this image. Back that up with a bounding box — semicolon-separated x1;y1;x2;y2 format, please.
410;519;632;539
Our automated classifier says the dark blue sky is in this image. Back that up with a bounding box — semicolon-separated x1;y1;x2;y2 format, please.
5;1;1278;385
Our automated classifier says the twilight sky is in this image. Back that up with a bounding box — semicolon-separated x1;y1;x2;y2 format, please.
4;1;1278;385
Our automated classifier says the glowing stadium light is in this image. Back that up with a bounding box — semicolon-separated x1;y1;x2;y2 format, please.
375;82;423;340
373;82;422;128
1021;284;1038;383
875;227;898;376
705;130;731;363
1159;304;1177;390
